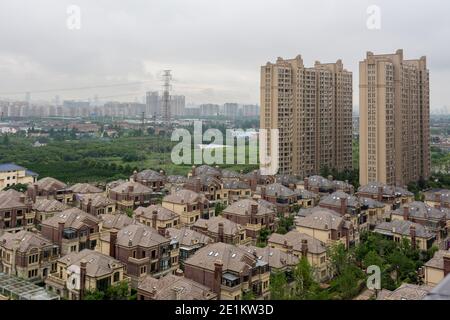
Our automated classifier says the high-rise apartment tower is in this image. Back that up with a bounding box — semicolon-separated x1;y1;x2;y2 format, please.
359;49;430;186
260;55;353;177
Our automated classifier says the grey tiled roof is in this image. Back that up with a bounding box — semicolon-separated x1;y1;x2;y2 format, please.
184;242;259;273
392;201;448;221
257;183;295;197
58;249;124;278
319;191;359;207
222;199;275;217
374;220;434;239
138;274;217;300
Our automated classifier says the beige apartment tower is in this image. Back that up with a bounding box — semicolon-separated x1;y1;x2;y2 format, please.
359;49;430;187
260;55;353;177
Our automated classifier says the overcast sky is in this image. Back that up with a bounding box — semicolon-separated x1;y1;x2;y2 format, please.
0;0;449;110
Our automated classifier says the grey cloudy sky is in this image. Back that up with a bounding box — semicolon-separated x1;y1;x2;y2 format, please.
0;0;449;110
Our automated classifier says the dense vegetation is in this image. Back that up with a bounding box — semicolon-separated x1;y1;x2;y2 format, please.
269;232;437;300
0;131;257;184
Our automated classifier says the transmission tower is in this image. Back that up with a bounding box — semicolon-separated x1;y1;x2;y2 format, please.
161;70;172;126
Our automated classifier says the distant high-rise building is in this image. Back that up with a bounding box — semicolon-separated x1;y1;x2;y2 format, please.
170;95;186;117
223;103;239;118
359;49;430;186
199;104;220;116
146;91;160;117
242;104;260;117
260;55;353;176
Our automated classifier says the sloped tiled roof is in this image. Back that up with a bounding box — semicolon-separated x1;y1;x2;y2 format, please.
392;202;448;221
378;283;432;300
134;169;165;181
166;227;213;247
110;181;152;194
163;189;207;204
268;230;327;254
116;224;169;248
374;220;434;239
185;242;259;273
0;230;55;253
222;199;275;217
100;214;135;230
238;245;299;269
33;198;68;212
68;183;103;194
193;216;243;236
59;249;124;278
424;250;450;270
134;205;178;221
78;193;115;207
257;183;295;197
138;274;217;300
296;207;343;230
41;208;100;229
320;191;360;207
0;189;28;209
35;177;67;192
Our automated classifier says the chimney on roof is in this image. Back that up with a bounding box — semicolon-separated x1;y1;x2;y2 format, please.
434;192;442;204
261;187;266;200
403;206;410;221
175;268;184;277
444;253;450;277
288;183;295;191
287;244;293;255
248;177;257;192
304;177;309;190
377;186;383;202
250;204;258;223
340;197;347;215
152;209;158;229
19;194;25;203
410;225;417;250
128;185;134;193
164;229;170;239
301;239;308;258
171;286;183;300
133;170;138;182
213;260;223;299
57;221;64;251
79;259;87;300
87;198;92;215
110;229;118;258
195;177;201;193
218;222;224;242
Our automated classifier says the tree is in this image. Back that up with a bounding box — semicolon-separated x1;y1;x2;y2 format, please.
4;183;29;193
242;290;255;300
83;281;133;300
362;250;383;269
330;264;364;299
257;228;270;247
124;208;134;218
214;202;225;216
290;256;328;299
269;272;289;300
2;134;10;145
